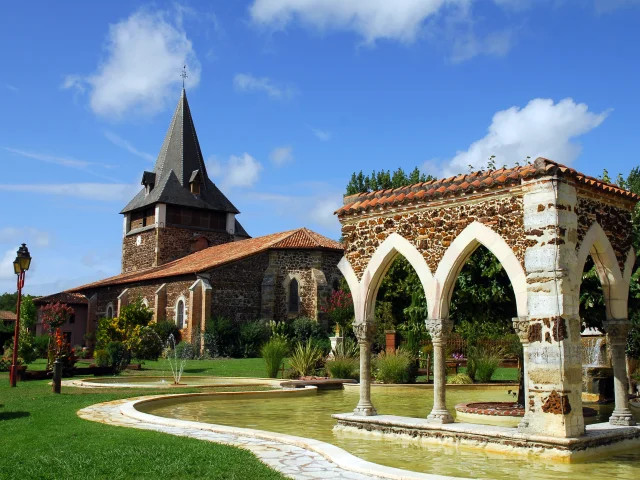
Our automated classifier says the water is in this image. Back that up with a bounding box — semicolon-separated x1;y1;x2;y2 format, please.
138;386;640;479
583;337;607;366
82;376;279;387
166;334;191;384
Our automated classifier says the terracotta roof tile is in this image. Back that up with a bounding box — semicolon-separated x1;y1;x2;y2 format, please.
70;228;343;291
0;311;16;321
34;292;88;305
335;157;639;215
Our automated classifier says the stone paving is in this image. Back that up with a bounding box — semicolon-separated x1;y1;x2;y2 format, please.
78;397;455;480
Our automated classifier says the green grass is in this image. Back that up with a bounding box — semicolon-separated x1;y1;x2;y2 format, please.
0;374;285;480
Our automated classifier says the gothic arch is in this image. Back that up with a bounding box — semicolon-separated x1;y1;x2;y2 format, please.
361;233;433;320
432;221;528;320
574;222;627;320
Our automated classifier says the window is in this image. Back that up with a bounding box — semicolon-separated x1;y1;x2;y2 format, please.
176;300;185;329
69;314;75;324
106;304;114;319
288;279;299;313
332;278;340;292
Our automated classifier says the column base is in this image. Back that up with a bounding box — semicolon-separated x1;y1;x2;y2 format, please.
353;403;377;416
427;409;454;424
610;410;637;426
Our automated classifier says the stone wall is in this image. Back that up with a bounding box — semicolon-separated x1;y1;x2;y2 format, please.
157;226;233;266
208;252;270;323
341;191;525;278
122;229;156;273
575;191;634;272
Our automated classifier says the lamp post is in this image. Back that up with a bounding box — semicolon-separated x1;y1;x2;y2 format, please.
9;243;31;387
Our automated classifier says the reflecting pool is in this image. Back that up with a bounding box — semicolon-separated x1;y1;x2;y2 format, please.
137;385;640;479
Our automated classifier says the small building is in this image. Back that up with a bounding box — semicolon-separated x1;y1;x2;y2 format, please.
0;311;16;353
33;292;88;347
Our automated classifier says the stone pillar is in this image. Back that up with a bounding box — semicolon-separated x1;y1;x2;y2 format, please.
426;318;454;424
603;319;636;426
188;280;203;344
512;317;530;414
260;253;277;320
154;284;167;323
353;320;376;416
117;289;129;317
521;174;584;438
200;278;212;355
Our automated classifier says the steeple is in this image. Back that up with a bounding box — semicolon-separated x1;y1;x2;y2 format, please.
120;88;239;215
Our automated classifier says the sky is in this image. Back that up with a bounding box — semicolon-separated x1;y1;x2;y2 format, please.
1;0;639;295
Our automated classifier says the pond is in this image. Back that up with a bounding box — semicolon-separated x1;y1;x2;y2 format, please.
137;385;640;479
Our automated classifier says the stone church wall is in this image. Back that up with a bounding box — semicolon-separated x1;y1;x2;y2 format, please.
122;229;156;273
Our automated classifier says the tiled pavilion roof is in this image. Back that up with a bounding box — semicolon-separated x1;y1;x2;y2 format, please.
0;311;16;321
33;292;88;305
70;228;343;290
336;157;639;216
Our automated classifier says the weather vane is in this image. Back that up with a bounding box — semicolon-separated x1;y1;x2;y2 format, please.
181;65;188;88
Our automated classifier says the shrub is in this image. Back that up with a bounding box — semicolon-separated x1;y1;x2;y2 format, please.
18;327;38;364
291;317;330;355
106;341;130;374
73;345;86;359
153;321;181;345
204;316;239;357
132;326;164;361
33;335;50;358
239;320;270;358
449;373;473;384
288;340;324;377
94;349;109;367
474;356;500;383
333;337;359;358
326;355;359;379
174;341;196;360
374;348;415;384
261;337;289;378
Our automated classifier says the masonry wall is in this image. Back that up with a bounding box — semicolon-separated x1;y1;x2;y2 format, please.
122;226;233;273
341;190;526;278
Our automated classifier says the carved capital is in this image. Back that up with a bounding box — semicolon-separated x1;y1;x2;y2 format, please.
512;317;530;344
603;320;630;345
353;321;376;344
425;318;453;344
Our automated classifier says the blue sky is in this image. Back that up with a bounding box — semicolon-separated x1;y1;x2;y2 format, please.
1;0;639;295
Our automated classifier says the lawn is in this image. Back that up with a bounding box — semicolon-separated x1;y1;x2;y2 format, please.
0;374;285;480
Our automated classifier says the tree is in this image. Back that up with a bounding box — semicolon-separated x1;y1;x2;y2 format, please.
20;296;37;329
345;167;434;195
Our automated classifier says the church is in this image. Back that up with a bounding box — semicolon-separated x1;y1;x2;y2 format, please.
38;88;344;347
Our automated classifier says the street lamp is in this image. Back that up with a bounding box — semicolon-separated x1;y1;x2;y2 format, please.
10;243;31;387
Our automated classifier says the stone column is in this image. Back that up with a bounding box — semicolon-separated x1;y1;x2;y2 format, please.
512;317;530;414
154;284;167;324
520;174;585;438
426;318;454;424
603;319;636;426
116;289;129;317
353;320;376;416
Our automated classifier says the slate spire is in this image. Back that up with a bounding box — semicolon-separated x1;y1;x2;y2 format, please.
121;89;239;214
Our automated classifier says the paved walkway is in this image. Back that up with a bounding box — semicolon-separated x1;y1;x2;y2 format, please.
78;397;459;480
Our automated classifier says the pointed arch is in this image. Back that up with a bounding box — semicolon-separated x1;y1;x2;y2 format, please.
433;221;528;320
361;233;433;320
573;222;623;288
623;247;636;285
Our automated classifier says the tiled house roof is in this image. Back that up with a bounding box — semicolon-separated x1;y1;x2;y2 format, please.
33;292;88;305
0;311;16;321
336;157;639;216
70;228;343;290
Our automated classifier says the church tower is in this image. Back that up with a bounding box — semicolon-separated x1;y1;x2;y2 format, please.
120;89;250;273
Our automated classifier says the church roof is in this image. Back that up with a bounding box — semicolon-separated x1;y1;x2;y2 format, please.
33;292;88;305
69;228;343;290
121;89;239;215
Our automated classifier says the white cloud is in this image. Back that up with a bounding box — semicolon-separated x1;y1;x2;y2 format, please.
0;183;139;202
250;0;452;44
0;228;50;248
450;28;514;63
233;73;297;100
104;131;155;162
62;8;201;119
207;153;263;189
0;248;17;280
311;128;331;141
4;147;114;170
437;98;610;177
594;0;640;13
5;84;18;92
269;146;294;166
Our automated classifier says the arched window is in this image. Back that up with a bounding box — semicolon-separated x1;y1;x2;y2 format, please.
332;278;340;292
176;300;185;329
106;304;114;319
289;279;299;313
